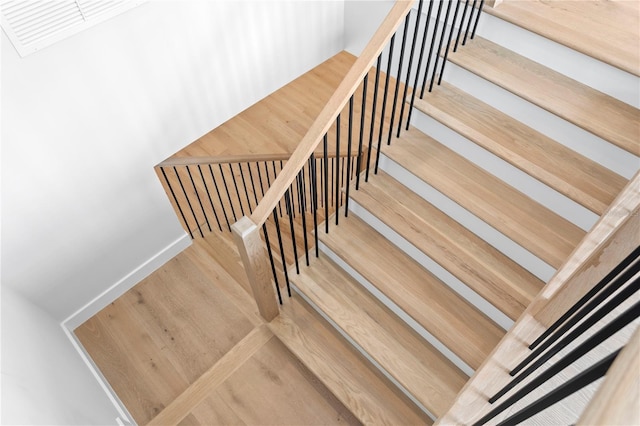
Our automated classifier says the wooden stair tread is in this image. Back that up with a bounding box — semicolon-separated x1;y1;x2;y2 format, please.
270;295;431;425
351;171;543;321
447;36;640;156
384;127;586;269
414;81;628;216
484;0;640;77
290;255;468;418
319;213;504;370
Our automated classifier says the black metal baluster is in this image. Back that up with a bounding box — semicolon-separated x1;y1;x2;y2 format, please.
296;167;303;214
529;246;640;351
470;0;485;39
463;0;478;45
388;14;410;146
174;166;204;238
420;0;445;97
186;166;211;233
455;0;470;51
272;208;291;297
490;275;640;402
298;172;309;267
407;0;435;129
247;162;259;207
238;163;253;213
323;134;329;233
335;114;341;225
366;55;381;182
398;1;423;137
197;165;222;232
209;165;231;231
284;189;300;274
356;75;367;190
310;154;319;257
228;164;245;216
345;95;353;218
161;167;193;239
278;161;287;217
261;223;282;305
429;0;453;92
218;164;237;222
375;34;395;173
495;349;620;426
476;301;639;425
438;0;463;85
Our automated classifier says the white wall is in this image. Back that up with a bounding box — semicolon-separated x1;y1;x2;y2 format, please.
2;1;344;423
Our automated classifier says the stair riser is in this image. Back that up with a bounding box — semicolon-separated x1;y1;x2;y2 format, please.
289;282;437;422
342;198;514;331
439;61;639;179
409;107;598;232
317;238;475;376
475;10;640;108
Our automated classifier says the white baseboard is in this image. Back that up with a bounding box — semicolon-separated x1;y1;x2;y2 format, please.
62;232;191;330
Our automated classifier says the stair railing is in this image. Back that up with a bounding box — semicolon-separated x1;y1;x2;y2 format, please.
438;172;640;425
232;0;486;320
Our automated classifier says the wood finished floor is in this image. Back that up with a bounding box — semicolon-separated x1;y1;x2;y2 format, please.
76;234;359;425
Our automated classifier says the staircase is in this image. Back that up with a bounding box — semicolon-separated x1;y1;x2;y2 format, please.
143;1;639;424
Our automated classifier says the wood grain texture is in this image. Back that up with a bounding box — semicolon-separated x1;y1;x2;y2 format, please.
578;326;640;425
413;81;627;215
271;296;430;425
291;255;468;418
484;0;640;77
148;325;274;426
351;170;543;320
319;212;504;370
232;216;279;321
250;1;413;225
447;36;640;155
384;126;586;268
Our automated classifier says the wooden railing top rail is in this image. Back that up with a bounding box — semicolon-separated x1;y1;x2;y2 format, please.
249;0;414;226
156;150;360;168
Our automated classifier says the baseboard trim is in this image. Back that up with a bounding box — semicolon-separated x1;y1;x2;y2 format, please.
62;232;191;331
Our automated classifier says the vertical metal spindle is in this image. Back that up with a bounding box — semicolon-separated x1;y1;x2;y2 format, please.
438;0;463;85
296;169;303;214
407;0;435;128
366;55;381;182
228;164;246;216
197;165;222;232
463;0;478;45
298;172;310;266
387;14;410;145
455;0;470;51
470;0;484;38
247;162;259;206
218;164;237;222
272;208;291;297
335;114;341;225
323;134;329;233
398;1;423;137
261;223;282;305
420;0;445;97
174;166;204;238
310;154;319;257
284;189;300;274
356;75;367;190
208;165;231;231
375;35;396;173
277;161;285;217
345;95;354;216
238;163;253;213
186;166;211;232
429;0;453;92
161;167;193;239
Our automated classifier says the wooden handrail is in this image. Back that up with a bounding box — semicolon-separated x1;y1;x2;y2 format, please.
156;150;359;168
249;0;414;227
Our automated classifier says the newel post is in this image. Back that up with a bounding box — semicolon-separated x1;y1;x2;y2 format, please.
231;216;279;321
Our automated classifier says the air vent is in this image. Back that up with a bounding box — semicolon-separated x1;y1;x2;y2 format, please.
1;0;143;57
